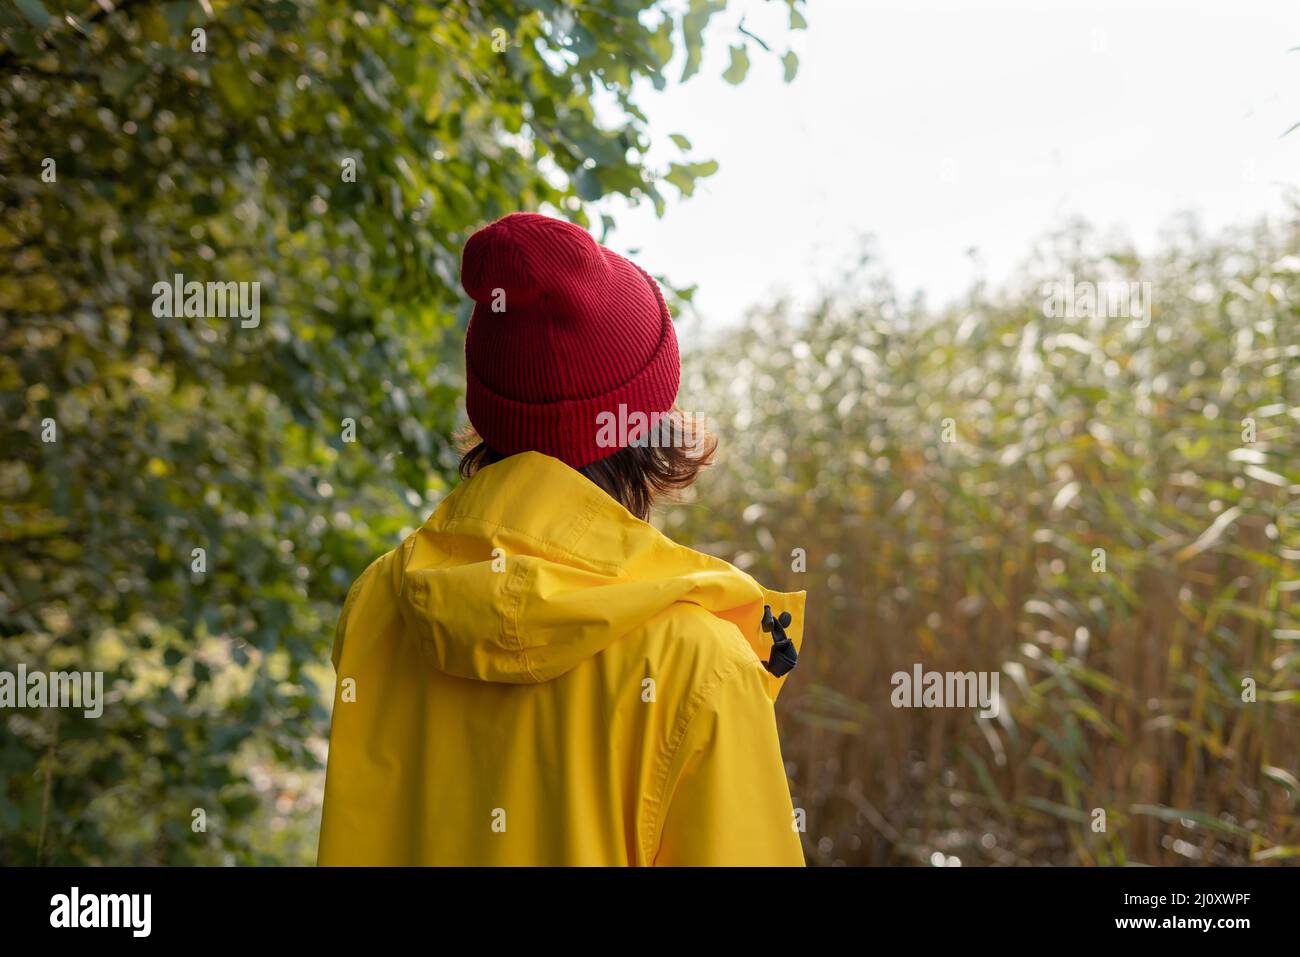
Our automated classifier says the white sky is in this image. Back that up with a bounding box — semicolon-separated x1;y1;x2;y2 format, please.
595;0;1300;336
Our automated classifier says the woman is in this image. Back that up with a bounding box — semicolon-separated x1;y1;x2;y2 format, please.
318;212;806;865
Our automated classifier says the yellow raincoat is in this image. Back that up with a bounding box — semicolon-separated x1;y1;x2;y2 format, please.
318;451;806;866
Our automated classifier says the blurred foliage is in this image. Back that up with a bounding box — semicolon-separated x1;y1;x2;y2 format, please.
667;213;1300;865
0;0;803;864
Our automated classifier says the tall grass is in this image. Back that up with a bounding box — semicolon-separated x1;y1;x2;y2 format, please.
666;214;1300;865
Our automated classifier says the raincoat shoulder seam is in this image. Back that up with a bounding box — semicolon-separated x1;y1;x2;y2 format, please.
642;654;762;864
394;533;418;603
333;550;397;671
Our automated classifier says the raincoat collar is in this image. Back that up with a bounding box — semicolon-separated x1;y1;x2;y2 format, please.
396;451;806;701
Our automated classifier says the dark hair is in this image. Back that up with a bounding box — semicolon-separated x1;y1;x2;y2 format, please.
458;407;717;522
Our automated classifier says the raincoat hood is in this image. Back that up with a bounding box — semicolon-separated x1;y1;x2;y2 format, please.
387;451;804;700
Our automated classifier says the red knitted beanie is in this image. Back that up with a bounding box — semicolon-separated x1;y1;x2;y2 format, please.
460;212;680;469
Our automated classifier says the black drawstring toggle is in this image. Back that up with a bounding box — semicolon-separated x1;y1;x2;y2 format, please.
761;605;798;677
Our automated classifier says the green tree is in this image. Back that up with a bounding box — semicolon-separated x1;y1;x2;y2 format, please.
0;0;804;864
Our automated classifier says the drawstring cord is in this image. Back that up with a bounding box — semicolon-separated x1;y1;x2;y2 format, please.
761;605;798;677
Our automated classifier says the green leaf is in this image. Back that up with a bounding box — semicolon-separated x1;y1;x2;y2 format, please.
782;50;799;83
669;133;692;151
722;44;750;85
100;64;148;99
161;1;198;34
573;166;603;201
680;0;726;83
568;25;597;58
15;0;51;31
1;24;42;57
663;159;718;198
211;62;255;114
1130;804;1254;840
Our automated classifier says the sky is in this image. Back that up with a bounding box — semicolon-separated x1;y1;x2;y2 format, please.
595;0;1300;337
